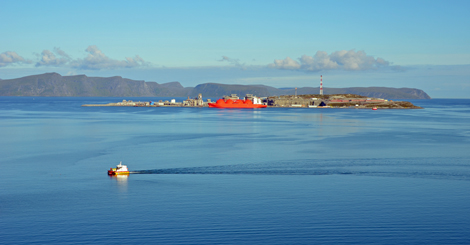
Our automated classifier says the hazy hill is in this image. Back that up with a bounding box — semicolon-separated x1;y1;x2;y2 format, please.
0;73;431;99
0;73;192;97
268;86;432;100
190;83;431;99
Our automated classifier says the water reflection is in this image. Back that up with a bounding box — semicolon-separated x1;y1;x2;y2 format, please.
109;174;128;192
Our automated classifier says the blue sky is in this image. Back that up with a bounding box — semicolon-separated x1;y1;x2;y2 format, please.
1;0;469;98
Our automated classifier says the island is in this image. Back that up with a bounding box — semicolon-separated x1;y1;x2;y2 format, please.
82;93;422;109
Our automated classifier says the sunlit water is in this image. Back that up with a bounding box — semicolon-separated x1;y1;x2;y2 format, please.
1;97;470;244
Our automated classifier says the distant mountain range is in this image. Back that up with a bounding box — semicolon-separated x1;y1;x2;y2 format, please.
0;73;431;99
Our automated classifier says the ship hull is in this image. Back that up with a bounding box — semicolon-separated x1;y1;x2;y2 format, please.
108;170;130;175
208;103;267;108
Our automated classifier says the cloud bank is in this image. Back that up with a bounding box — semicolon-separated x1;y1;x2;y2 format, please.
31;45;148;70
2;47;393;73
269;50;390;71
0;51;31;67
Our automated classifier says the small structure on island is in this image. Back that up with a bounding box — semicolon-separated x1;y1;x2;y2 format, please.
183;93;206;107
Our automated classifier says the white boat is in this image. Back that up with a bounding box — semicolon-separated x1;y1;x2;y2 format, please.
108;162;130;175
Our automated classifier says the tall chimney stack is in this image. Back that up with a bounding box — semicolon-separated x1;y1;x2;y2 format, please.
320;75;323;95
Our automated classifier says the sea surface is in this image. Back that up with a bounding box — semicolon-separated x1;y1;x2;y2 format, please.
1;97;470;244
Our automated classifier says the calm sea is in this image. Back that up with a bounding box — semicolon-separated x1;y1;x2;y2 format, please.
1;97;470;244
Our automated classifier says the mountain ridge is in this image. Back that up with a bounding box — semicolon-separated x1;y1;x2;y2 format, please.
0;73;431;99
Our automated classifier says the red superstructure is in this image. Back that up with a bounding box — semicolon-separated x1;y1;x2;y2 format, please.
208;99;267;109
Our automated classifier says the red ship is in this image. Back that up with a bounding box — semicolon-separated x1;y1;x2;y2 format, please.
208;99;267;109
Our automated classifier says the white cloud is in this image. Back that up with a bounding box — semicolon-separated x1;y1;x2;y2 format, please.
268;56;301;70
71;45;149;70
11;45;149;70
0;51;31;67
36;47;71;67
269;50;391;71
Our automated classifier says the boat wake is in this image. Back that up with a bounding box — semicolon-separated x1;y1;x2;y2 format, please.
130;157;470;181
